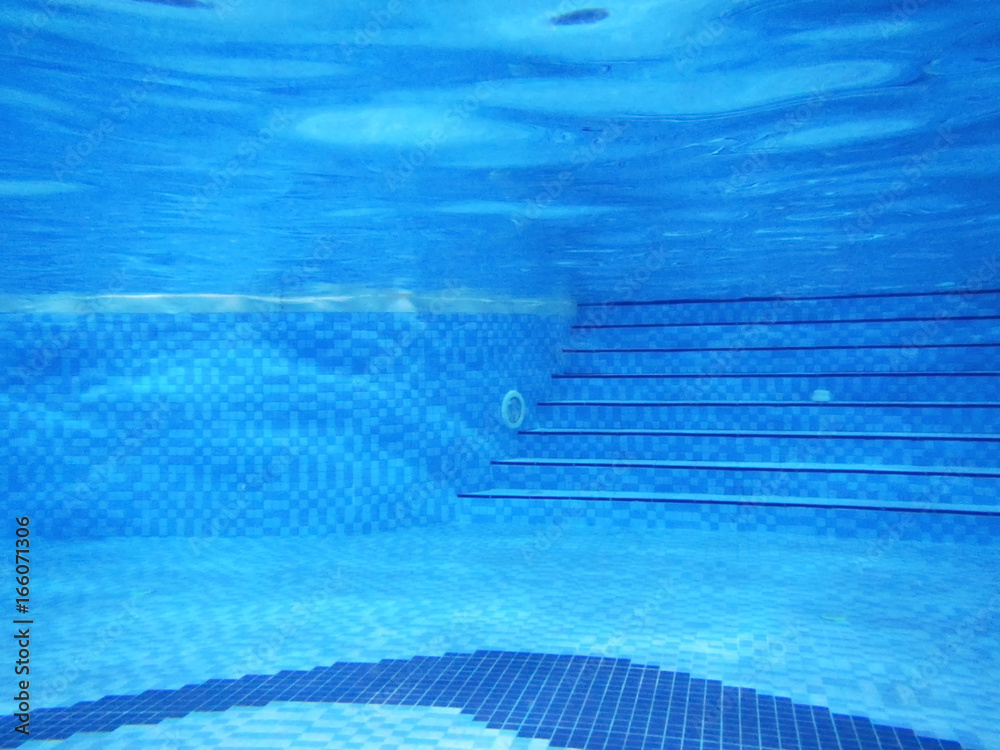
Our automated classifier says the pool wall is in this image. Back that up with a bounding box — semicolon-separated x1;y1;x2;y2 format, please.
1;311;567;537
4;289;998;544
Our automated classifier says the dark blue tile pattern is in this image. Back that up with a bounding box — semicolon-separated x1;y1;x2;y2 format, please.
0;651;966;750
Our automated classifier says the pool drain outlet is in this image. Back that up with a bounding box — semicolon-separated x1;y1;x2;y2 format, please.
501;390;526;429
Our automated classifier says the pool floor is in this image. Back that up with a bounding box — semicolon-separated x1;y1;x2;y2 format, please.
25;524;1000;750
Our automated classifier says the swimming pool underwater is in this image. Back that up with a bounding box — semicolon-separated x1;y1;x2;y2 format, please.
2;291;998;750
3;0;1000;745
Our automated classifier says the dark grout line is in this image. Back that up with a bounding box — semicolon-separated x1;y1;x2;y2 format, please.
562;342;1000;354
551;371;1000;379
492;458;1000;478
457;492;1000;517
537;400;1000;408
517;428;1000;442
571;314;1000;329
576;287;1000;307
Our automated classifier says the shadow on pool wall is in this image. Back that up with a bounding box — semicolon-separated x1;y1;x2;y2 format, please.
0;310;568;538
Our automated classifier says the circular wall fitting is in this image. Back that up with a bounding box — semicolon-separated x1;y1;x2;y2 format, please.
500;390;526;429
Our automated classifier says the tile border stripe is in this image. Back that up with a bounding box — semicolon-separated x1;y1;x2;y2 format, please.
1;651;966;750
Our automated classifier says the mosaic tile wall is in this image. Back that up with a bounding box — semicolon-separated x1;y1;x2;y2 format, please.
3;289;998;543
0;312;568;537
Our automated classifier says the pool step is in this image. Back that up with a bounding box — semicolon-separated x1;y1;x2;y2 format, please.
548;372;1000;401
519;427;1000;440
487;458;999;506
516;428;1000;465
492;457;1000;478
457;488;1000;516
536;400;1000;432
573;288;1000;326
561;344;1000;373
461;289;1000;517
568;315;1000;348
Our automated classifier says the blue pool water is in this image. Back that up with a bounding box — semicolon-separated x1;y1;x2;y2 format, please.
2;1;999;749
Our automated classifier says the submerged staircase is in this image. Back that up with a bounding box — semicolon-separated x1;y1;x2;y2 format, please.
460;289;1000;518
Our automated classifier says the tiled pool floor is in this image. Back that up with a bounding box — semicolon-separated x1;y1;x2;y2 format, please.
25;524;999;749
21;702;550;750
